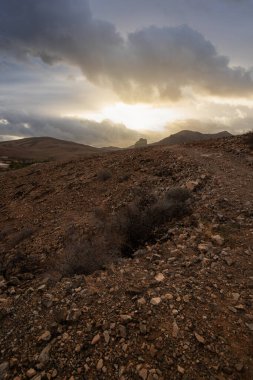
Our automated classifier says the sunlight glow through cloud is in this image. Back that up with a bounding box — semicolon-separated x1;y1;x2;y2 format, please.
65;103;187;131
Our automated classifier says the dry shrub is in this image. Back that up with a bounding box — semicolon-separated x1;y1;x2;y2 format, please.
50;226;118;276
245;131;253;150
0;226;14;242
50;187;190;276
97;169;112;181
11;228;34;247
113;187;190;256
1;251;40;278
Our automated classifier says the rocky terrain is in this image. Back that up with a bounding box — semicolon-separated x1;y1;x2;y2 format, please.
154;130;232;146
0;134;253;379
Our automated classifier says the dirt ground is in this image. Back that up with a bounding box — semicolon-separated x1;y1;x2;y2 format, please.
0;135;252;379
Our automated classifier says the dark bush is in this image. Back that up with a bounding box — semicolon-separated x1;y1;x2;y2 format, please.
97;169;112;181
10;161;34;170
0;226;14;242
245;131;253;150
52;231;117;276
50;187;191;276
113;187;190;256
11;228;34;246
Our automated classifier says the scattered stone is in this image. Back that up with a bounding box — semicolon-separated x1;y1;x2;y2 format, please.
38;330;51;342
0;362;9;377
103;330;110;344
163;293;173;301
66;308;82;322
211;235;224;246
119;325;127;338
232;293;240;302
150;297;161;306
245;323;253;331
91;334;101;345
137;297;146;305
185;180;199;191
155;273;165;282
194;332;205;344
198;243;212;253
224;257;234;266
38;343;51;366
183;294;190;303
172;321;179;338
177;365;185;374
139;368;148;380
120;314;132;323
26;368;37;378
235;363;244;372
97;359;104;371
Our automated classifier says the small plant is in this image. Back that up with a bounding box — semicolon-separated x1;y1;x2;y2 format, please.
97;169;112;181
10;161;34;170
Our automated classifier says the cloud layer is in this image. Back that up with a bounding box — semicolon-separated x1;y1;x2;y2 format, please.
0;112;142;147
1;0;253;102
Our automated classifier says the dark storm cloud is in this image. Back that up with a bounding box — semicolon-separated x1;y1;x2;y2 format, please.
0;112;142;147
1;0;253;103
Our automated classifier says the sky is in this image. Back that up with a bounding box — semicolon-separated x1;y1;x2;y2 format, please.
0;0;253;146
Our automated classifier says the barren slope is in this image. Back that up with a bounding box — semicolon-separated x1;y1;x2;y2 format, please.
0;135;252;380
0;137;101;161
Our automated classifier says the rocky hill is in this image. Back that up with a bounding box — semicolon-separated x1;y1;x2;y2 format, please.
0;134;252;379
154;130;232;146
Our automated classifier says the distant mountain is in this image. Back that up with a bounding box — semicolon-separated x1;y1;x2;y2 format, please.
0;137;102;161
154;130;232;146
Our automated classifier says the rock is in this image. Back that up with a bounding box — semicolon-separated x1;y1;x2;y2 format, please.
177;365;185;374
198;243;212;253
103;330;110;344
96;359;103;371
139;323;147;334
235;363;244;372
38;330;51;342
211;235;224;246
185;180;199;191
38;343;51;366
66;308;82;322
26;368;37;378
42;294;53;308
9;358;18;368
232;293;240;302
245;323;253;331
194;332;205;344
150;297;161;306
139;368;148;380
0;362;9;378
224;257;234;266
119;325;127;338
91;334;101;345
137;297;146;305
75;344;82;353
120;314;132;323
163;293;173;301
183;294;190;303
155;273;165;282
172;321;179;338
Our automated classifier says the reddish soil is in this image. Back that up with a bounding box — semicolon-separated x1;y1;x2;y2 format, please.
0;135;252;379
